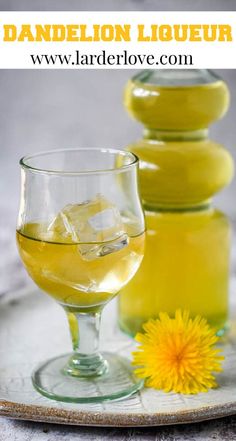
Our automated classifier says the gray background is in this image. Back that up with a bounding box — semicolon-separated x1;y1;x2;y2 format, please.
1;69;235;298
1;69;236;216
1;0;236;11
0;1;236;440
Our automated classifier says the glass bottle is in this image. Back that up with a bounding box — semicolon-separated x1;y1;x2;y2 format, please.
119;69;234;337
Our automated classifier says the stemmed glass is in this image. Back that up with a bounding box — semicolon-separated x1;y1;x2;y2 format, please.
16;148;145;403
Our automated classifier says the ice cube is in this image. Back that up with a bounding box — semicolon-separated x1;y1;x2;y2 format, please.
48;194;129;260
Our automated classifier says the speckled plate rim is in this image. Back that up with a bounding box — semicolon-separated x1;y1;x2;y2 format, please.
1;287;236;427
0;399;236;427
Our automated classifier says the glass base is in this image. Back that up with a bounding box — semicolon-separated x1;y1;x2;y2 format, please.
32;352;143;403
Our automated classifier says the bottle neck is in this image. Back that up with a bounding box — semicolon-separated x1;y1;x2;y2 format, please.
143;201;212;213
143;128;208;142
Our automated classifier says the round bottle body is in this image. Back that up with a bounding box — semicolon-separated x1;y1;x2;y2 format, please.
119;207;231;336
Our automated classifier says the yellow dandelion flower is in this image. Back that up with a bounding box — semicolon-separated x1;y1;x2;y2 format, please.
132;310;224;394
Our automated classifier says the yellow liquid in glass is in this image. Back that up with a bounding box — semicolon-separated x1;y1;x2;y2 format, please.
17;223;144;313
119;208;231;336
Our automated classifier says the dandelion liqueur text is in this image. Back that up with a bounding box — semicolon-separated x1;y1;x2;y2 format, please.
3;23;232;42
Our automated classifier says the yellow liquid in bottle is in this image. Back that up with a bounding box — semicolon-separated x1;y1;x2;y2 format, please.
127;137;234;209
17;223;144;313
125;80;229;131
119;208;231;336
119;70;233;337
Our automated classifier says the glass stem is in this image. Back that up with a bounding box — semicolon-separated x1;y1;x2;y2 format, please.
63;309;108;378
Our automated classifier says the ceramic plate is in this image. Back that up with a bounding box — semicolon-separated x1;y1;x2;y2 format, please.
0;288;236;427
